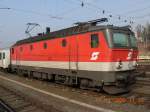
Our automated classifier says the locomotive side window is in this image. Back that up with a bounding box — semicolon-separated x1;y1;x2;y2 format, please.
11;48;14;54
30;45;33;51
43;43;47;49
20;47;23;52
91;34;99;48
62;39;67;47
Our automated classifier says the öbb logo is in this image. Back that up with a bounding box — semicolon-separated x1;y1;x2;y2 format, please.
90;52;100;61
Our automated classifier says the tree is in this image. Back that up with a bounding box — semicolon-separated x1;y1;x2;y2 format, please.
135;23;150;51
135;24;143;42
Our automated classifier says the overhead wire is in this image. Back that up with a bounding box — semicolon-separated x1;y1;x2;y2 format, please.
134;13;150;20
120;5;150;16
0;1;136;25
1;1;150;26
65;0;133;25
77;0;150;25
0;3;63;20
11;8;63;20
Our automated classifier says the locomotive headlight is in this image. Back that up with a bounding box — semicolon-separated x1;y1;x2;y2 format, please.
116;60;123;69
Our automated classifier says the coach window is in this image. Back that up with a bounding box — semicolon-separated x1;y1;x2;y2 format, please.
62;39;67;47
91;34;99;48
3;53;5;59
0;53;1;60
30;45;33;51
43;42;47;49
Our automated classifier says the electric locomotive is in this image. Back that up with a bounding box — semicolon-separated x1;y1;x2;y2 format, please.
9;18;138;94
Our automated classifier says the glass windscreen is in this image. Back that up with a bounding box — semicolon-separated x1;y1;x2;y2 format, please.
113;33;129;48
105;29;138;49
130;35;137;48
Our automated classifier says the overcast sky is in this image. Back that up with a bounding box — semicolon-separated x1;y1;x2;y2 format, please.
0;0;150;48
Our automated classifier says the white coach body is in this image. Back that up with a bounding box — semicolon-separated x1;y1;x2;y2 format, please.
0;49;10;69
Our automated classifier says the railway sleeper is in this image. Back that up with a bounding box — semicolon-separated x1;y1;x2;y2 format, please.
4;96;21;102
15;103;32;112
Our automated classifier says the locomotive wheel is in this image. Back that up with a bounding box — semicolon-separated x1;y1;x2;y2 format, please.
79;79;92;89
103;86;129;95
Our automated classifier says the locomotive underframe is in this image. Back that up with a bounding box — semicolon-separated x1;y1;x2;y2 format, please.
11;64;136;94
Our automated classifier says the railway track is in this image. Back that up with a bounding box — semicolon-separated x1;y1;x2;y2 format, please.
0;71;150;112
136;77;150;86
0;85;46;112
0;99;15;112
129;71;150;105
137;60;150;74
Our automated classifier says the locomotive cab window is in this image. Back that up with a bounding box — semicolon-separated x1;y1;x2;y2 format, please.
91;34;99;48
62;39;67;47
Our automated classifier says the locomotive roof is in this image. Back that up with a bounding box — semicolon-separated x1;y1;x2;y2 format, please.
14;24;132;46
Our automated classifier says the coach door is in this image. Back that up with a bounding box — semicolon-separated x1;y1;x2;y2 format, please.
68;36;79;72
1;52;5;67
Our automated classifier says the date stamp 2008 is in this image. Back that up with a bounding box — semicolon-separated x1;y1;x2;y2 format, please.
96;96;146;105
111;97;145;104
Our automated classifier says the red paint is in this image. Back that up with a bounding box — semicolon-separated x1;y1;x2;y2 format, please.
11;31;138;62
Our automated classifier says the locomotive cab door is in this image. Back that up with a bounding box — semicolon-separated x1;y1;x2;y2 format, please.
68;36;79;73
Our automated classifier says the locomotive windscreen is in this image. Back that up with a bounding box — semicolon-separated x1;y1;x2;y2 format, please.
106;29;137;49
130;35;137;48
113;33;129;48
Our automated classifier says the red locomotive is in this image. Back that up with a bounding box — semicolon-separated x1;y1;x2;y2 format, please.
8;18;138;94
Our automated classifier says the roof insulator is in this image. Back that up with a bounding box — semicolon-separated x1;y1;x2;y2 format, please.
124;20;127;23
109;15;112;18
81;2;84;7
102;10;105;14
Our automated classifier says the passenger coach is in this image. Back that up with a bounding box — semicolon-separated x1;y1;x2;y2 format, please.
0;49;10;69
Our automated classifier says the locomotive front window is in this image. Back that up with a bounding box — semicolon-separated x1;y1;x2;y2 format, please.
91;34;99;48
113;33;129;48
